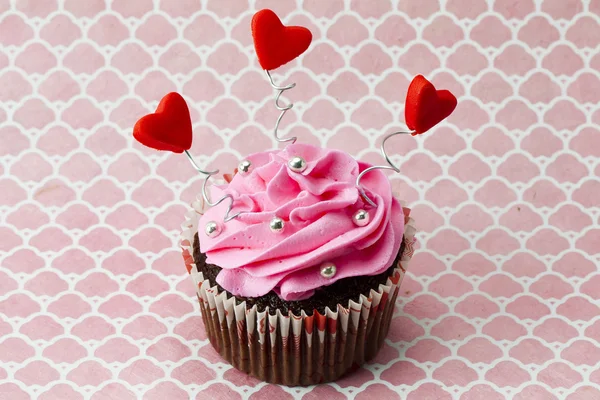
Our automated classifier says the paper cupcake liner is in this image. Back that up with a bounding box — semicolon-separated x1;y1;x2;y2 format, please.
180;200;417;385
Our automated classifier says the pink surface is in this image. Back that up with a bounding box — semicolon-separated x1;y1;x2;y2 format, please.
1;1;599;399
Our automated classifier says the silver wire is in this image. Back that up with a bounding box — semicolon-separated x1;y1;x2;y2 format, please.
265;70;297;144
185;150;242;222
356;131;412;207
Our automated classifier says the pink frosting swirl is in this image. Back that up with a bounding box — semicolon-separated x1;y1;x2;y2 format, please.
198;144;404;301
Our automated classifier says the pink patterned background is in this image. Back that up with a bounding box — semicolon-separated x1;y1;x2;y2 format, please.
1;0;600;399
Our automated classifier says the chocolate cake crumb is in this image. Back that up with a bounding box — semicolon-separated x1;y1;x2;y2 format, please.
193;233;405;316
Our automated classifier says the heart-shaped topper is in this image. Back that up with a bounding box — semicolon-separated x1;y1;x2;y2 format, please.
405;75;457;135
133;92;192;153
252;9;312;71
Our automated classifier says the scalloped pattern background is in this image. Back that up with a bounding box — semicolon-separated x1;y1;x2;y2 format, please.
1;0;600;399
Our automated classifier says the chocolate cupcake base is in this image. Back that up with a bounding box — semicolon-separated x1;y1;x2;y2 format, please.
192;232;406;316
180;206;417;385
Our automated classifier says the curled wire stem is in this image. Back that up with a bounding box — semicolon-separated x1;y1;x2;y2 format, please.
265;70;297;144
185;150;241;222
356;131;413;207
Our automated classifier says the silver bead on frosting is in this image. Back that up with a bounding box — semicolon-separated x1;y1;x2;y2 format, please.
352;209;370;227
269;217;285;233
205;221;221;237
238;160;252;175
320;262;337;279
288;156;307;173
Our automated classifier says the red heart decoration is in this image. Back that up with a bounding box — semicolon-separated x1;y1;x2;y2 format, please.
405;75;457;135
252;9;312;71
133;92;192;153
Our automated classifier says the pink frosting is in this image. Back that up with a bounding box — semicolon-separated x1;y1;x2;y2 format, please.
198;144;404;301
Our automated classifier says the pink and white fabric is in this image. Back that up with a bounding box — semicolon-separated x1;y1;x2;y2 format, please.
0;1;599;399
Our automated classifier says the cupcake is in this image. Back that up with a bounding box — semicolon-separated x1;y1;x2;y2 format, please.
134;9;456;385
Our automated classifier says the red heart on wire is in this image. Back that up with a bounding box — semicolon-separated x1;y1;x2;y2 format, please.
405;75;457;135
133;92;192;153
251;9;312;71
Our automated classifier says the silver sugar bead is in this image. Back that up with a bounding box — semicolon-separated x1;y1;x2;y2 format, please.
320;262;337;279
238;160;252;175
269;217;285;233
205;221;222;238
352;209;370;227
288;156;307;173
